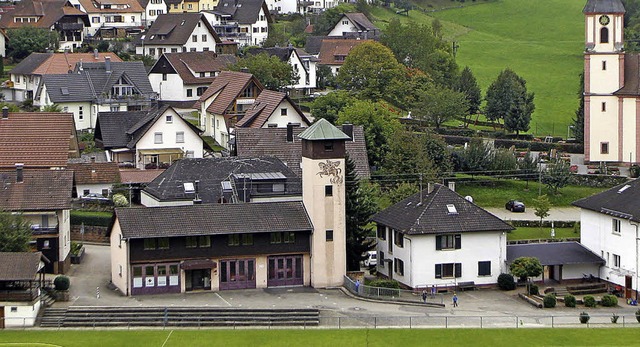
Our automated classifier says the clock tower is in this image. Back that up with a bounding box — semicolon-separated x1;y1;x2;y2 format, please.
583;0;627;163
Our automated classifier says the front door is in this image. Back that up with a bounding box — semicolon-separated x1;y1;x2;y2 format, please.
267;255;303;287
219;259;256;290
626;275;633;299
185;269;211;291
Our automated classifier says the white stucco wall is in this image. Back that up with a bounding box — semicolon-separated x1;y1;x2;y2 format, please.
562;263;601;281
140;190;193;207
58;209;71;268
2;300;41;328
110;219;130;295
262;99;308;128
85;11;144;37
328;17;355;36
587;95;620;162
149;73;185;100
75;183;113;197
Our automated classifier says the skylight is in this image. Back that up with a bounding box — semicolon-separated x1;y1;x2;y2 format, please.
61;87;69;96
446;204;458;215
618;185;631;193
183;182;195;193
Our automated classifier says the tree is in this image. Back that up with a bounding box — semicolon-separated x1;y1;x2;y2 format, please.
455;66;482;120
0;211;32;252
336;41;405;99
310;90;356;124
382;130;452;178
485;68;535;135
572;72;585;143
411;85;469;129
345;155;377;271
489;148;518;173
509;257;543;295
542;160;571;195
7;27;59;62
229;52;298;91
386;182;420;206
533;194;551;228
41;104;63;112
518;150;538;189
316;64;335;89
337;99;402;168
458;138;492;172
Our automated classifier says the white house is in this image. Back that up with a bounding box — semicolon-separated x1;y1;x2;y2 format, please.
235;90;310;128
371;183;514;290
76;0;145;38
573;179;640;299
327;12;379;39
94;105;205;169
136;13;221;59
264;0;297;14
0;252;49;328
203;0;271;47
68;161;121;198
246;46;317;93
138;0;167;27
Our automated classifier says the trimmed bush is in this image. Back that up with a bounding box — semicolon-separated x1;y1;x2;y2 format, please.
529;284;539;296
601;294;618;307
584;295;597;308
112;193;128;207
54;276;70;291
71;210;113;227
366;279;400;289
564;294;577;307
580;312;590;324
543;293;557;308
497;273;516;290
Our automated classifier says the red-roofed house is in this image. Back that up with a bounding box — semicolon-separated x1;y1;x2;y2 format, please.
235;90;310;129
317;38;369;75
68;161;121;198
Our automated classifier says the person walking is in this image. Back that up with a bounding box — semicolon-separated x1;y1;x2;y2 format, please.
452;293;458;307
431;285;436;298
421;290;427;303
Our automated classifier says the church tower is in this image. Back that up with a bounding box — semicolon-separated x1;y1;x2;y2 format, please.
583;0;627;163
299;119;350;288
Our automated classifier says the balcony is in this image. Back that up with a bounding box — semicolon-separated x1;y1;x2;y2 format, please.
56;22;84;31
30;224;59;235
96;94;156;106
0;281;41;302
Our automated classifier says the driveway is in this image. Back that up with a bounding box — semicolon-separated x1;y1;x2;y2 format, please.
485;207;580;222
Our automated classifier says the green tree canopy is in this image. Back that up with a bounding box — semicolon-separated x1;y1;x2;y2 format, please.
382;130;451;178
509;256;543;294
336;41;405;99
229;52;298;91
542;159;571;195
337;99;402;168
573;72;584;143
533;194;551;226
345;155;377;271
310;90;356;124
411;85;469;129
7;27;59;62
455;66;482;117
485;68;535;135
0;212;32;252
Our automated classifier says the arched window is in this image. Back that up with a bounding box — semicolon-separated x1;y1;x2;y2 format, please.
601;27;609;43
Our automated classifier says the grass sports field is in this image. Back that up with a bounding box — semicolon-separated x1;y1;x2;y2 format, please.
1;328;640;346
370;0;584;137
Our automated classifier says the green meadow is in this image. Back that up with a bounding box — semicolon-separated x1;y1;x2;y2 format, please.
2;328;640;346
370;0;585;137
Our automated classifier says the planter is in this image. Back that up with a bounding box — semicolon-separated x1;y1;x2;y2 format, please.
54;290;70;302
636;313;640;323
70;245;85;264
580;312;590;324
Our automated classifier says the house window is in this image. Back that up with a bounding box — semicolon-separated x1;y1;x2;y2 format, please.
602;61;607;70
377;224;386;240
171;48;178;53
83;189;90;196
166;115;173;123
394;258;404;276
154;132;163;144
92;17;100;23
326;230;333;241
601;102;606;112
478;261;491;276
325;185;332;196
202;34;207;42
190;48;197;52
203;47;209;51
612;218;621;234
324;142;333;151
613;254;621;267
176;131;185;143
186;236;198;248
144;238;157;250
435;234;461;250
188;3;192;9
600;27;609;43
270;232;282;244
284;231;295;244
280;108;287;116
101;189;109;196
110;105;120;112
241;234;253;245
197;87;207;96
150;9;156;16
601;142;609;154
261;27;267;33
198;235;211;247
162;73;167;81
192;35;197;42
379;251;385;267
78;106;84;120
158;238;170;249
199;72;205;77
435;263;462;278
394;230;403;248
187;89;193;97
253;27;259;33
149;48;156;56
228;234;240;246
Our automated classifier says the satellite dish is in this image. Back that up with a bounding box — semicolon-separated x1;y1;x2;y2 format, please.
465;196;473;203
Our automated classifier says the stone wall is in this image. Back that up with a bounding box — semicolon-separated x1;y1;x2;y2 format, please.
71;224;109;244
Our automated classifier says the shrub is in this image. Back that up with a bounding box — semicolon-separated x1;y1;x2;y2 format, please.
366;279;400;289
529;284;539;296
601;294;618;307
70;210;113;227
497;273;516;290
543;293;557;308
564;294;577;307
579;311;590;324
584;295;596;307
611;313;619;323
112;193;128;207
54;276;70;291
70;241;83;255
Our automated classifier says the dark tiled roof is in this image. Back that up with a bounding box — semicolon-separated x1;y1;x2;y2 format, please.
10;53;54;75
41;73;95;103
0;252;44;281
156;51;236;85
116;201;312;239
0;0;89;29
236;90;310;128
143;157;299;203
246;47;291;62
317;39;369;65
342;13;378;32
507;242;605;266
94;111;149;149
572;178;640;222
234;125;370;178
0;112;77;168
143;13;220;45
215;0;271;25
68;162;121;185
305;36;326;55
371;184;514;235
614;53;640;96
195;71;264;114
583;0;625;14
0;169;73;210
80;61;154;97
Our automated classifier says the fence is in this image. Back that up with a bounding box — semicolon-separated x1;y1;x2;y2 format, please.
343;276;445;305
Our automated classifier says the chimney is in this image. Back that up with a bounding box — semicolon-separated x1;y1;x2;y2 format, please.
448;181;456;192
105;56;111;73
2;106;8;119
15;163;24;183
90;156;96;163
286;123;294;142
427;182;434;194
342;123;353;140
193;180;202;204
240;67;249;73
94;48;99;60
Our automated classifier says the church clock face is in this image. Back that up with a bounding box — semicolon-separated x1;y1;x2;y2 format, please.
600;15;610;26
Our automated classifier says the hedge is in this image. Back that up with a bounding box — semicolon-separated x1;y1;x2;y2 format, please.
70;211;113;227
441;135;584;154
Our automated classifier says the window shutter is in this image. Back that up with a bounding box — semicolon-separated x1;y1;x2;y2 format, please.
435;235;442;250
455;234;461;249
435;264;442;278
454;263;462;278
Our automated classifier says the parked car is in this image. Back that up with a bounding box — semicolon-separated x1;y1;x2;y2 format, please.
81;193;111;203
505;200;526;212
363;251;377;267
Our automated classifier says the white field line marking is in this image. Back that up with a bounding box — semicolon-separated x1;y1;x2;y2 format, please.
161;330;173;347
0;343;63;347
215;292;232;307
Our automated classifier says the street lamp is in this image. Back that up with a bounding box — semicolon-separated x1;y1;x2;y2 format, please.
567;125;575;141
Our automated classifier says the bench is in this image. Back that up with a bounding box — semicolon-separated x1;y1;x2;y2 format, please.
457;281;476;291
